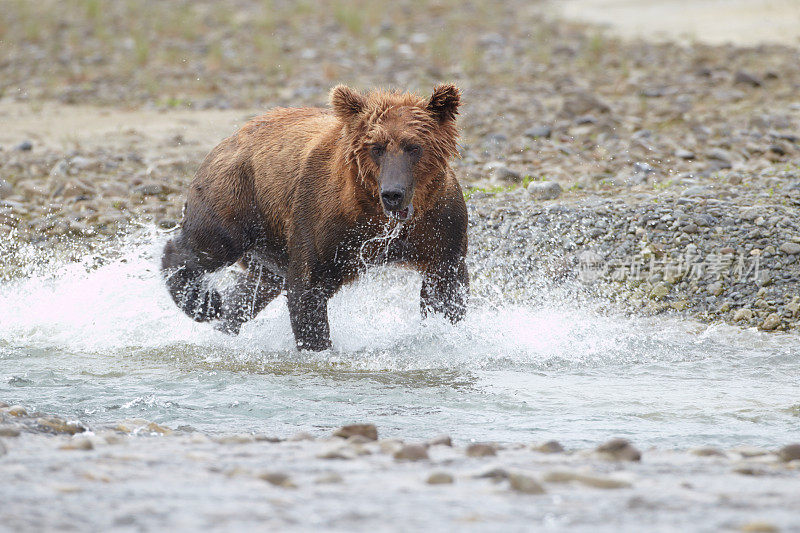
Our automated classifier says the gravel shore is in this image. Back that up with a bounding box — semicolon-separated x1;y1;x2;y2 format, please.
2;402;799;532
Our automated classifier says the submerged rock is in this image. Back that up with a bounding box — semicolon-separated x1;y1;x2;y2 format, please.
508;473;545;494
426;472;454;485
7;405;27;417
543;470;632;489
596;438;641;462
258;471;296;488
333;423;378;441
37;417;86;435
777;443;800;462
314;472;343;484
466;443;497;457
394;444;429;461
532;440;564;454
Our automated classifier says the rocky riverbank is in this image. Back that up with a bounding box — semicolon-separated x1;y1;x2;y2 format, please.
1;401;799;532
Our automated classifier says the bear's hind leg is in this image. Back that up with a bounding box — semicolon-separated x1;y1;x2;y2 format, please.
162;232;236;322
216;259;284;335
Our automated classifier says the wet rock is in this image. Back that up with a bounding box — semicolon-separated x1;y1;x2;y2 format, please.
466;443;497;457
7;405;27;417
36;416;86;435
427;434;452;447
315;472;343;484
532;440;564;454
508;473;545;494
258;471;296;488
523;125;552;139
0;426;21;437
733;308;753;322
777;443;800;462
0;402;8;408
528;181;562;200
596;438;641;462
333;423;378;441
779;242;800;255
543;470;631;489
426;472;454;485
346;434;374;445
14;140;33;151
690;447;726;457
394;444;429;461
60;435;94;450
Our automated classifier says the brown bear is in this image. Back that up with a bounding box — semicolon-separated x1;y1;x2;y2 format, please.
161;84;469;351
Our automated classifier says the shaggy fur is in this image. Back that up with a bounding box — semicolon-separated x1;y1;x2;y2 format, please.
161;84;469;351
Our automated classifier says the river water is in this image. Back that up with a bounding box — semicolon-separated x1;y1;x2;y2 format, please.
1;229;798;448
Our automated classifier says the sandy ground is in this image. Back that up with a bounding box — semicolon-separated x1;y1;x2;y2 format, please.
0;100;251;154
552;0;800;45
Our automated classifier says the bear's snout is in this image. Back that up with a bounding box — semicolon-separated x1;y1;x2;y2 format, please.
381;188;405;211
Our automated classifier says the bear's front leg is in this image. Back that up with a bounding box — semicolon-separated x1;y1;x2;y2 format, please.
286;281;333;351
420;257;469;323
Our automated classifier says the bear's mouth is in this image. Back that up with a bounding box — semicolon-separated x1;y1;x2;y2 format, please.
388;204;414;222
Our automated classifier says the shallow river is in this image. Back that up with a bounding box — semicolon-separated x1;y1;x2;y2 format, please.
1;229;798;448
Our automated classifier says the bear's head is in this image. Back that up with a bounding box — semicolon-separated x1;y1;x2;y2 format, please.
330;84;460;221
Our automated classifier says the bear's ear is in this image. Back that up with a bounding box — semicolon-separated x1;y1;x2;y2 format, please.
426;84;460;123
330;85;366;121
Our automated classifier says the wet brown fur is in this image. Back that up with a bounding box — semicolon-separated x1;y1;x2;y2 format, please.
161;84;469;350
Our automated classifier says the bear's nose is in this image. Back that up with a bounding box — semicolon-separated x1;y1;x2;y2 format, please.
381;189;404;211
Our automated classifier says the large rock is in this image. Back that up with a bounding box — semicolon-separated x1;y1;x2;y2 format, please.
527;181;562;200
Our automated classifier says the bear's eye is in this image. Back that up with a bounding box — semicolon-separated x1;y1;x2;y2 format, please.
370;144;386;158
404;144;422;156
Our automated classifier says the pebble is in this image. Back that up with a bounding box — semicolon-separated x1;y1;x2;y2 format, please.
60;435;94;450
542;470;632;489
289;431;314;441
333;423;378;441
394;444;429;461
427;434;452;447
466;443;497;457
734;70;763;87
133;183;164;196
0;402;8;408
733;308;753;322
527;181;562;200
426;472;454;485
0;426;21;437
474;467;509;481
690;447;726;457
777;443;800;462
596;438;641;462
532;440;564;453
490;165;521;184
14;140;33;151
779;242;800;255
0;439;6;456
759;313;781;331
258;471;296;488
317;445;357;460
508;473;545;494
315;472;343;484
675;149;695;160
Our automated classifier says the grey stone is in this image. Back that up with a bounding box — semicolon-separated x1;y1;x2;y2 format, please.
528;181;562;200
14;140;33;151
779;242;800;255
133;183;164;196
675;149;696;160
523;125;552;139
